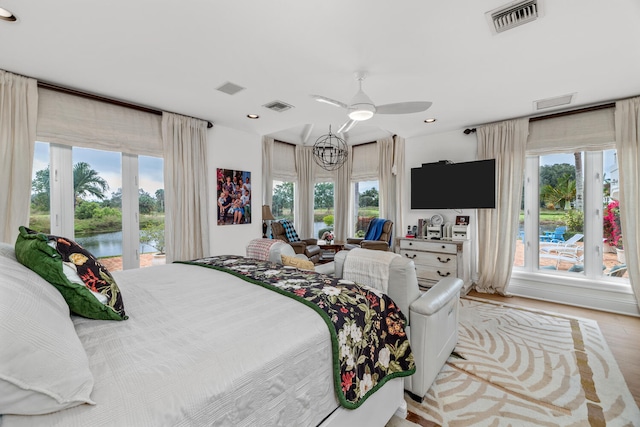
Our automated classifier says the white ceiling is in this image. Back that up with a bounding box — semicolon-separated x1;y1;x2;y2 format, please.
2;1;640;145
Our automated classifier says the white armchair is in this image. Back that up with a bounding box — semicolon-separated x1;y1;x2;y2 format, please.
245;238;335;274
333;249;463;398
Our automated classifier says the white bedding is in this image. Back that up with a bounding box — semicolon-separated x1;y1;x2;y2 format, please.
2;263;339;426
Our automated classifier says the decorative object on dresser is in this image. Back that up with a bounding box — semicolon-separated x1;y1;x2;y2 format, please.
452;216;470;240
261;205;275;238
399;238;471;293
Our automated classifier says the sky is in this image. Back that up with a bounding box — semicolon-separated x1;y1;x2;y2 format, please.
32;142;164;198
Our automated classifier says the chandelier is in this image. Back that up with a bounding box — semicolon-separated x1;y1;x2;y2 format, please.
312;126;348;171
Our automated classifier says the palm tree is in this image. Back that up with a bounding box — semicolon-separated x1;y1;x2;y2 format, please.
540;173;576;210
73;162;109;208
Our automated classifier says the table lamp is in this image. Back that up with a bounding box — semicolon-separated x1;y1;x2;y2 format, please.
262;205;275;238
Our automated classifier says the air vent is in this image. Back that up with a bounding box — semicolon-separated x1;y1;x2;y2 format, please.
486;0;543;34
216;82;245;95
263;100;294;112
534;93;575;111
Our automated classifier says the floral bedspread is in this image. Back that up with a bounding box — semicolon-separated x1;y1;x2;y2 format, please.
178;255;415;409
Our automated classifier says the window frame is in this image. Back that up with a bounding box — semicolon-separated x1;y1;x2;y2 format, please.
511;151;633;312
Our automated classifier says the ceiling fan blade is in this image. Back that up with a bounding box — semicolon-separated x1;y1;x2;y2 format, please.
311;95;348;109
375;101;433;115
337;119;357;134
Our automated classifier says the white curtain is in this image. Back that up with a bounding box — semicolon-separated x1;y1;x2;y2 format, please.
351;142;378;180
37;88;163;156
528;107;615;155
392;135;405;247
614;96;640;307
0;71;38;243
272;141;297;180
334;145;353;242
295;145;314;238
378;137;396;247
476;118;529;294
262;137;274;207
162;113;210;262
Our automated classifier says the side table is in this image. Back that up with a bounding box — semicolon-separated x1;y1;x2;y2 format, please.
317;241;344;264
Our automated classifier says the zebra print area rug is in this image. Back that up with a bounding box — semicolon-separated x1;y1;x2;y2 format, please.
388;297;640;426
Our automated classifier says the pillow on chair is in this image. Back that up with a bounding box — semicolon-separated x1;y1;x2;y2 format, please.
278;219;301;242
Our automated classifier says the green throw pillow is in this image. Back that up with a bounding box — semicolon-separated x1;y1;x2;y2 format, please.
15;226;127;321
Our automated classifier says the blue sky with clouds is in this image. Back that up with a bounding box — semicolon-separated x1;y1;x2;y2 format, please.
33;142;164;198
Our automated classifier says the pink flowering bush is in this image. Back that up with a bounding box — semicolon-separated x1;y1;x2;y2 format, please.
603;200;622;249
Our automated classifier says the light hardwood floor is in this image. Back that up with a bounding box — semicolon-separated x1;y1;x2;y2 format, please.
467;290;640;408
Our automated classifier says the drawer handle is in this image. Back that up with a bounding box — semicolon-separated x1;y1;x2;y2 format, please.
437;256;451;263
437;270;451;277
404;253;417;259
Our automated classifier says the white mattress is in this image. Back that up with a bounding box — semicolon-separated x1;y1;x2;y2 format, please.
2;263;339;426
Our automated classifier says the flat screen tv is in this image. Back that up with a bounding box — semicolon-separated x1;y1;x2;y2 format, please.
411;159;496;209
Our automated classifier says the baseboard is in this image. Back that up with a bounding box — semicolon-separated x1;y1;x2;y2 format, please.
508;272;640;317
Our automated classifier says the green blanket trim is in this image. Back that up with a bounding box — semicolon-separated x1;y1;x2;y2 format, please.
177;258;415;410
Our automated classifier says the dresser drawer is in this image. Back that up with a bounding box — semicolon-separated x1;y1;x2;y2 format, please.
400;239;457;254
415;264;457;282
400;249;458;269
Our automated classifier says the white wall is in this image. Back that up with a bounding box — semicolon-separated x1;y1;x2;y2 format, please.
402;129;479;280
207;125;263;256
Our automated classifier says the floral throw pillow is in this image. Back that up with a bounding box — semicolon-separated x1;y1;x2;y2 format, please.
15;226;127;320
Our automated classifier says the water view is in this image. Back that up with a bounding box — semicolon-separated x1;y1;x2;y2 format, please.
75;231;158;258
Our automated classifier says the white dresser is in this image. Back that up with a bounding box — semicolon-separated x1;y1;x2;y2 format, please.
398;238;471;294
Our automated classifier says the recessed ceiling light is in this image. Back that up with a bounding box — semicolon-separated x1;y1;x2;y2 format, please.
247;114;259;119
0;7;16;22
424;118;437;123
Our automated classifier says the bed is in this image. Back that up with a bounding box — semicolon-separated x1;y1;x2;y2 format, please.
0;234;416;426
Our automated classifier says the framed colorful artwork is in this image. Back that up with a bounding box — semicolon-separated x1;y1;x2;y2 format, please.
217;168;251;225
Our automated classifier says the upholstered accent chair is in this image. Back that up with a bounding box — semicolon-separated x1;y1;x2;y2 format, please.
270;219;322;264
333;248;463;397
344;218;393;251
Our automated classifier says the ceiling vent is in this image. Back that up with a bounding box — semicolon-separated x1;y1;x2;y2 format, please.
263;100;294;112
533;93;575;111
216;81;245;95
486;0;543;34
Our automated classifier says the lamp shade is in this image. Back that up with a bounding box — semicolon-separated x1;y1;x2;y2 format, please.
262;205;275;220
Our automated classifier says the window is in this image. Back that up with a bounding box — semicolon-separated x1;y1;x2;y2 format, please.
72;147;123;270
272;180;295;223
30;142;51;233
139;156;165;267
515;149;628;281
352;180;379;237
314;181;334;240
31;143;164;271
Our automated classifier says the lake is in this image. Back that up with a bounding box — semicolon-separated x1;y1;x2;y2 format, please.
80;223;328;258
75;231;158;258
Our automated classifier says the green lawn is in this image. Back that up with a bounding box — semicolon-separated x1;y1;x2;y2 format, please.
28;213;165;236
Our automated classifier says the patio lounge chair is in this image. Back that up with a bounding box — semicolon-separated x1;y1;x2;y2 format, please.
540;233;584;255
606;264;627;277
539;251;584;270
540;226;567;242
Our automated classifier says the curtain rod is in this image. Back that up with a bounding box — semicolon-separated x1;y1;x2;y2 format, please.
463;101;616;134
37;81;214;129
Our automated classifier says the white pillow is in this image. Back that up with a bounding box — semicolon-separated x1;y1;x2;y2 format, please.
0;241;17;261
0;256;95;415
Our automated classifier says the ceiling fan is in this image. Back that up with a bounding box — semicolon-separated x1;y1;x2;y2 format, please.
311;72;432;134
